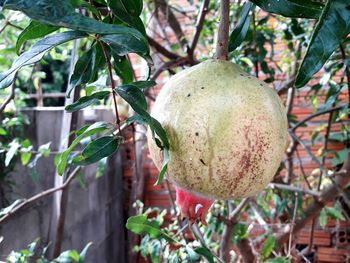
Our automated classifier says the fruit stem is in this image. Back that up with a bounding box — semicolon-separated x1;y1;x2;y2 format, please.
215;0;230;60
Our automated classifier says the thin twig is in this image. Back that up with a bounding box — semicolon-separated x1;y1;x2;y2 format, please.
0;167;81;224
99;41;122;134
0;78;16;113
267;183;320;197
164;180;187;241
289;131;327;174
219;198;249;261
187;0;210;58
150;57;193;80
147;35;180;60
276;153;350;248
309;101;337;252
155;0;189;49
291;104;346;132
252;11;259;77
215;0;230;60
191;223;225;263
287;193;298;257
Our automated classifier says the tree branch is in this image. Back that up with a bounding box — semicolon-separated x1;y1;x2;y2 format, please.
277;77;295;95
291;104;346;132
0;79;15;113
147;35;180;60
215;0;230;60
100;41;122;133
276;153;350;247
188;0;210;58
267;183;320;197
0;167;81;225
219;198;250;262
155;0;189;49
289;131;328;174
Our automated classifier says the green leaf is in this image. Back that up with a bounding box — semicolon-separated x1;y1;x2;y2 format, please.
121;0;143;17
261;235;276;259
126;214;176;243
69;47;97;96
112;54;134;84
331;148;349;167
194;247;214;263
5;140;20;166
73;135;121;165
57;122;110;175
232;223;248;243
2;0;145;39
79;242;93;262
155;148;169;185
0;127;7;135
116;83;169;184
229;2;253;52
126;114;147;125
107;0;146;35
117;84;148;112
90;43;106;83
265;257;291;263
100;33;149;58
16;20;59;55
186;246;200;261
295;0;350;88
250;0;324;19
325;207;346;221
38;142;51;157
0;31;86;89
319;208;328;228
131;80;157;90
65;91;110;112
20;139;32;165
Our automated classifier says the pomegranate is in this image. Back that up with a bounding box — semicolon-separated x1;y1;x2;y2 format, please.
147;59;287;223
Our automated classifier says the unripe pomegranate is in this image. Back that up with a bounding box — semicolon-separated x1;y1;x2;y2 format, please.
147;59;287;223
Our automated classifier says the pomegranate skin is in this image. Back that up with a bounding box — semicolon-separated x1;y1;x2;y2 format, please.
148;59;287;200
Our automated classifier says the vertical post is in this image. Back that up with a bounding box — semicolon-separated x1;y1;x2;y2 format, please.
48;39;80;258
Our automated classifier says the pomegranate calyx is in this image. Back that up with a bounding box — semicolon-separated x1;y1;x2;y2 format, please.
175;187;214;225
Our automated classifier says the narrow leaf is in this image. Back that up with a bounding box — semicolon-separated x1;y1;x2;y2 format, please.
121;0;143;17
112;54;134;84
319;208;328;228
65;91;110;112
295;0;350;88
0;31;86;89
155;148;169;185
250;0;324;19
194;247;214;263
131;80;157;90
73;135;121;165
261;235;276;259
126;214;176;243
229;2;253;52
57;122;110;175
2;0;145;39
79;242;93;261
69;47;96;95
325;207;346;221
107;0;146;35
100;34;149;58
117;84;148;112
16;20;59;55
5;140;20;166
